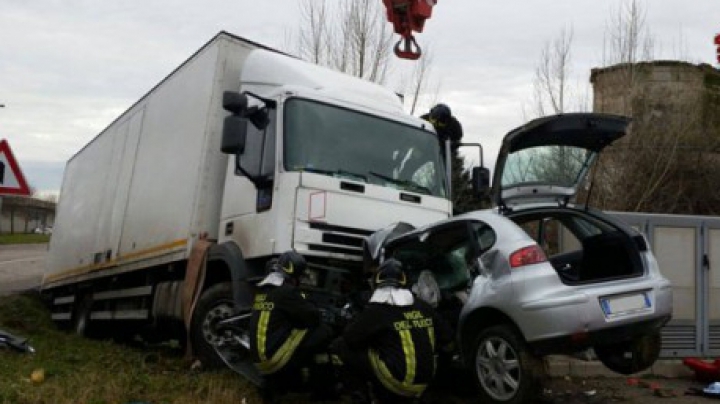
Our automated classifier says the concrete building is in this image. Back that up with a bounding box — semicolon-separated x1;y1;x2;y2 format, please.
0;196;56;234
590;61;720;119
589;61;720;214
591;60;720;139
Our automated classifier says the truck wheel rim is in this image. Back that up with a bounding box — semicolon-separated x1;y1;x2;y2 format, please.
202;303;234;346
476;336;521;401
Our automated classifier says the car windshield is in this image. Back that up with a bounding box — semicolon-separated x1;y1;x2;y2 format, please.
283;98;447;198
501;145;595;189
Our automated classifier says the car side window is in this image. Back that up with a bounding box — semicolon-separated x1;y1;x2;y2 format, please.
542;218;581;256
472;221;496;253
391;222;478;291
518;220;541;242
514;215;581;256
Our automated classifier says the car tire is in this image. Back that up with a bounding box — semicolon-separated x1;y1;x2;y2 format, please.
190;281;252;369
472;324;546;404
594;332;661;375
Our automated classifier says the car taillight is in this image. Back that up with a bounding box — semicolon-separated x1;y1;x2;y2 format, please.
509;245;547;268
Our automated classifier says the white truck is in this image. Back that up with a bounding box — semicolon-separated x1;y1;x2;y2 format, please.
42;32;481;369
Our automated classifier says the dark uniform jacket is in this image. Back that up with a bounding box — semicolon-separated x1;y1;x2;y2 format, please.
343;298;453;397
420;113;463;151
249;282;320;374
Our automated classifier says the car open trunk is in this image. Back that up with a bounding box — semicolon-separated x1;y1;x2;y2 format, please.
508;209;646;284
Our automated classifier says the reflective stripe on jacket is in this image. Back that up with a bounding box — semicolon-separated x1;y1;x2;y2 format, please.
249;283;320;374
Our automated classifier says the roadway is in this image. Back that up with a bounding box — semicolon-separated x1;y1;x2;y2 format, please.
0;243;47;296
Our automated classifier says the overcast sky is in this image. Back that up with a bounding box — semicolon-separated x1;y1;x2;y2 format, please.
0;0;717;195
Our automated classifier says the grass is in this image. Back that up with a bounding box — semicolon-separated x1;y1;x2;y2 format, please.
0;293;264;404
0;234;51;245
0;295;474;404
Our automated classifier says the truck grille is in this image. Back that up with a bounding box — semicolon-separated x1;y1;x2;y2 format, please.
307;222;374;259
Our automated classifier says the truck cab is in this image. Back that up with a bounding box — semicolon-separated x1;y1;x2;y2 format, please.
218;50;451;301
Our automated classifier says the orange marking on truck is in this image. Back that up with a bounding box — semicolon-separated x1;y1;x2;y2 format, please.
44;239;188;284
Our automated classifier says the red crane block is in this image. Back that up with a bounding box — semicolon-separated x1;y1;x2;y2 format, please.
383;0;437;60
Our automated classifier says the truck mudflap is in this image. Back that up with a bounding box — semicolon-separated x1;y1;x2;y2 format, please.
182;238;213;345
182;239;255;358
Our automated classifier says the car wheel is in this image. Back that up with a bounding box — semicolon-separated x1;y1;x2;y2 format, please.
473;324;546;404
594;332;661;375
190;282;245;369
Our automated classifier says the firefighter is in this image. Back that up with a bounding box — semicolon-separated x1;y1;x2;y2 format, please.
421;103;464;152
332;258;453;403
249;251;334;400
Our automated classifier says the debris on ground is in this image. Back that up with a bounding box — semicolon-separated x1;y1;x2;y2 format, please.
653;388;678;398
29;368;45;384
0;328;35;353
704;381;720;397
623;377;683;398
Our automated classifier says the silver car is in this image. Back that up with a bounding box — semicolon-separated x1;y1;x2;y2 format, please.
368;113;673;404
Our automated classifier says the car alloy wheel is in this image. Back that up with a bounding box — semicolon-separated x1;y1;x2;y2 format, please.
473;324;545;404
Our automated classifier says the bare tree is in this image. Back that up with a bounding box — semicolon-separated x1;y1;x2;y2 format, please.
591;69;719;214
531;27;575;117
598;0;655;116
603;0;654;67
294;0;393;84
296;0;329;65
292;0;436;110
404;46;438;115
589;0;720;214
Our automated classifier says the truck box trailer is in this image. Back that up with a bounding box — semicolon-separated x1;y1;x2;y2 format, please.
42;32;459;370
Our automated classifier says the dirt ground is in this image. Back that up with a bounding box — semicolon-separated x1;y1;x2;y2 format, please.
540;375;719;404
411;366;720;404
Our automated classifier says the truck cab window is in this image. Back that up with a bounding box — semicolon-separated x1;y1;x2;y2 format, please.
283;98;447;198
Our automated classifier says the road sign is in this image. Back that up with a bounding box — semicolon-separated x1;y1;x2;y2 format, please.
0;139;31;196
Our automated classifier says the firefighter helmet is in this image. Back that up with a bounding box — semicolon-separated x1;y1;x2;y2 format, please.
429;103;451;122
276;251;307;279
374;258;407;288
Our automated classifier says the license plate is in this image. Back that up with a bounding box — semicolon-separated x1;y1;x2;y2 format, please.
600;293;651;317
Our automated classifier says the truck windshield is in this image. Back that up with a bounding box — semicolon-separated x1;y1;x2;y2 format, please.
283;98;447;198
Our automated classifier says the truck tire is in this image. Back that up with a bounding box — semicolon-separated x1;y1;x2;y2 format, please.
190;281;251;369
472;324;546;404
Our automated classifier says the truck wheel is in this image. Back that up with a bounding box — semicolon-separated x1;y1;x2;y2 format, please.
472;324;546;404
190;281;251;369
594;332;661;375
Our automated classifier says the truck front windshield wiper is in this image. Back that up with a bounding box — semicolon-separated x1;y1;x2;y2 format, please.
301;167;368;183
369;171;432;195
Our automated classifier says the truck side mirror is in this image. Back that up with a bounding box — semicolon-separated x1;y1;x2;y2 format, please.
221;115;248;154
223;91;248;114
472;166;490;196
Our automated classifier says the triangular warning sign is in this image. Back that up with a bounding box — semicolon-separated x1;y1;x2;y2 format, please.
0;139;31;196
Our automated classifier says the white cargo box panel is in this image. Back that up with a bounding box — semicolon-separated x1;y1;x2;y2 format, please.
44;33;264;287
